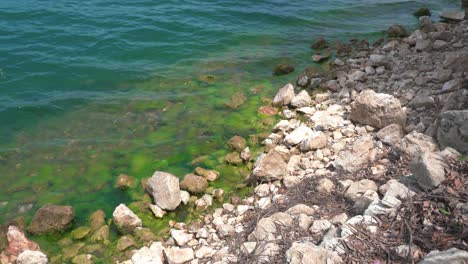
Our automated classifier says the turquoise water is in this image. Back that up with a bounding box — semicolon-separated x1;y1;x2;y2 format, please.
0;0;461;257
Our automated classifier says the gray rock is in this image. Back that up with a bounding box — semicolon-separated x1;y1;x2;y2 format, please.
410;152;448;191
17;250;48;264
345;179;378;200
273;83;295;106
376;124;404;147
400;132;438;158
146;171;181;211
113;204;142;234
420;248;468;264
415;39;431;51
252;149;288;181
350;90;406;129
437;110;468;154
442;79;463;92
285;125;314;147
440;11;465;21
27;204;75;235
368;54;387;66
387;25;408;38
432;40;448;50
300;131;328;152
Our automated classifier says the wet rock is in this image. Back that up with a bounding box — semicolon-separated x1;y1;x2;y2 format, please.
225;92;246;109
1;226;40;263
420;248;468;264
311;37;328;50
414;8;431;17
180;174;208;194
273;83;295;106
336;41;352;56
387;25;408;38
252;149;288;181
415;39;431;51
72;254;95;264
227;135;247;152
133;227;156;242
350;90;406;129
146;171;181;211
28;204;74;235
291;90;312;108
410;151;448;191
116;235;136;252
88;210;106;232
258;106;279;116
194;167;219;182
436;111;468;154
112;204;142;234
16;250;48;264
240;147;252;161
89;225;109;242
400;132;438;158
334;135;376;173
164;246;194;264
225;152;243;165
179;191;190;205
377;124;404;147
115;174;136;190
286;241;343;264
71;226;91;240
273;63;295;76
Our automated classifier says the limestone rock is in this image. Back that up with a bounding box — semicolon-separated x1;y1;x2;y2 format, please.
116;235;136;252
291;90;312;108
400;132;438;158
194;167;219;182
436;111;468;154
440;11;465;22
410;152;448;191
285;125;314;147
115;174;136;190
387;25;408;38
273;83;295;106
334;135;376;173
149;204;166;218
170;229;193;246
300;131;328;151
131;242;165;264
377;124;404;147
112;204;142;234
252;149;288;181
273;64;295;76
164;247;194;264
1;226;40;263
146;171;181;211
311;37;328;50
345;179;378;200
286;241;343;264
180;174;208;194
89;210;106;232
28;204;75;235
350;90;406;129
17;250;48;264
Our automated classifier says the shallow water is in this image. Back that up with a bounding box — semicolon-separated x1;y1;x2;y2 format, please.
0;0;461;259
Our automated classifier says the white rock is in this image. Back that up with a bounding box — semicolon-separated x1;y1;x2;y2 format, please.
291;90;312;108
113;204;142;234
149;204;166;219
273;83;295;106
164;247;194;264
146;171;181;211
170;229;193;246
179;191;190;205
17;250;48;264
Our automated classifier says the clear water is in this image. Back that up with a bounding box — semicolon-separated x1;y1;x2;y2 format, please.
0;0;461;257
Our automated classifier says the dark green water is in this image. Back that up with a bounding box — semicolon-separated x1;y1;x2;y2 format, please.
0;0;461;260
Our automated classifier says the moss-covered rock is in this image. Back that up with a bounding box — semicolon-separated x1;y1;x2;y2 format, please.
71;226;91;240
28;204;75;235
224;152;243;166
273;64;294;76
88;210;106;232
227;135;247;152
72;254;96;264
90;225;109;242
62;242;85;260
225;92;246;109
133;227;156;242
115;174;136;190
116;235;136;252
414;7;431;17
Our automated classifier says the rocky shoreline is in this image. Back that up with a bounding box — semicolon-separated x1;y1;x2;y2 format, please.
2;7;468;264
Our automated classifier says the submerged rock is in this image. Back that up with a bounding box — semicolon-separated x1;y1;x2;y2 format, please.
112;204;142;234
146;171;181;211
387;25;408;38
28;204;75;235
88;210;106;232
311;37;328;50
194;167;219;182
273;63;295;76
414;7;431;17
180;174;208;194
227;135;247;152
225;92;246;109
225;152;244;165
115;174;136;190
